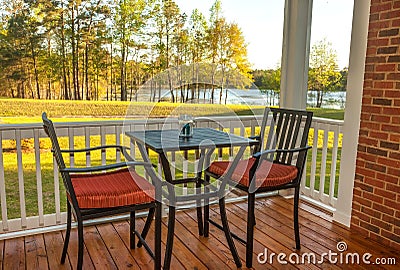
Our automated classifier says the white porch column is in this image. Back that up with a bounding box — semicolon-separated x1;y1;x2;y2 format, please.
333;0;370;227
280;0;313;109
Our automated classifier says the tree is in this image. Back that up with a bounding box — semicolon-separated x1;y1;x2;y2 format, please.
308;39;340;108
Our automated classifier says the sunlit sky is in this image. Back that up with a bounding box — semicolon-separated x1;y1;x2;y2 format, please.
175;0;354;70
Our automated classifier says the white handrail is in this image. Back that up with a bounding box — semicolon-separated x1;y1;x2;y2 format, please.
0;116;343;238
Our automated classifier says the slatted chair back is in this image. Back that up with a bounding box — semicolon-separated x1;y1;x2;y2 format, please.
260;108;313;171
42;113;76;206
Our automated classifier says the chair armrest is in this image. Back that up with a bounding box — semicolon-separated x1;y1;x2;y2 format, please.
60;161;152;173
275;145;312;153
248;135;260;140
59;145;129;153
252;149;275;158
252;145;312;159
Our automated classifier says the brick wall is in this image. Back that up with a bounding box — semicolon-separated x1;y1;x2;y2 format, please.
351;0;400;251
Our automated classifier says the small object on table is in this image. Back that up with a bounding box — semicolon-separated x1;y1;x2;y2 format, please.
179;114;194;138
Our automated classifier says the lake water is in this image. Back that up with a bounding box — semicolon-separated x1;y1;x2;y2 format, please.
136;88;346;109
213;89;346;109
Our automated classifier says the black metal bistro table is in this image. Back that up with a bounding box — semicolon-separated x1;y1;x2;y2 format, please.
126;127;257;269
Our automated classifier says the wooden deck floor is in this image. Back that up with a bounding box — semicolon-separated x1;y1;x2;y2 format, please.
0;196;398;269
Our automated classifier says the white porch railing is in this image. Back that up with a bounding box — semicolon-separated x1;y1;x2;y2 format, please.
0;116;343;238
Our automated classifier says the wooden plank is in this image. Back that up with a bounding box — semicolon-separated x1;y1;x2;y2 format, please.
43;231;72;270
95;222;141;269
83;226;117;269
112;220;153;270
3;236;25;269
159;217;208;270
233;201;345;270
173;210;235;269
270;197;400;269
25;234;49;270
113;218;187;270
61;228;95;269
184;208;252;269
208;207;298;270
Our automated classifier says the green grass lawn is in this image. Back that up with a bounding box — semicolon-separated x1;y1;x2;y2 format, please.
0;99;343;219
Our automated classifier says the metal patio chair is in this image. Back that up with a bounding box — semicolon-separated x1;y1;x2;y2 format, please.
42;113;162;270
205;107;313;268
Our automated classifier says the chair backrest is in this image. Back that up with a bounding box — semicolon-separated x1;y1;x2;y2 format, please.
42;112;75;201
260;107;313;167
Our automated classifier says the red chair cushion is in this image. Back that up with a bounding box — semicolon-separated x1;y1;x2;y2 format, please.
208;157;298;188
70;168;155;209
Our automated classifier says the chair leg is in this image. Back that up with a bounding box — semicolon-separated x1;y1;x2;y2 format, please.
196;180;204;236
246;193;256;268
137;207;155;248
154;202;162;270
164;206;176;270
77;219;84;270
130;211;136;249
219;197;242;268
294;186;301;250
203;184;210;237
61;203;72;264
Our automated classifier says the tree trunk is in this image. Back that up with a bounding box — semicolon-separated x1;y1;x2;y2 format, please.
30;42;40;99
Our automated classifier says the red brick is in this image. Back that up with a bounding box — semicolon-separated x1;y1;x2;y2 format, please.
389;151;400;160
379;28;400;37
371;2;393;14
395;0;400;9
369;232;391;246
380;141;400;150
389;133;400;141
366;147;388;158
362;205;382;218
390;37;400;44
366;47;377;56
354;211;371;222
384;198;400;210
375;188;397;200
368;30;379;40
369;20;390;30
365;177;385;188
359;137;379;146
369;130;389;140
355;167;376;179
382;213;400;226
374;81;394;88
353;194;373;207
361;103;382;114
353;188;362;197
382;107;400;115
384;90;400;97
365;193;384;204
376;64;396;71
371;114;391;123
388;167;400;177
371;217;393;231
364;89;384;97
377;156;400;168
372;202;395;215
381;230;400;244
369;38;390;47
381;124;400;133
360;121;381;130
376;172;399;184
359;220;381;234
386;183;400;193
